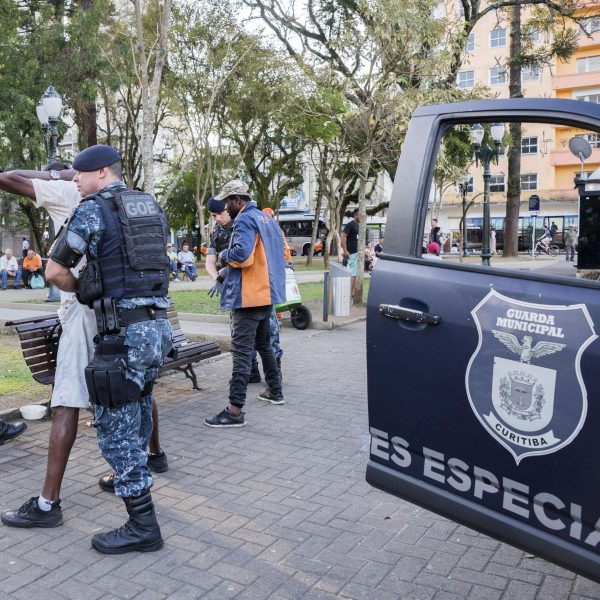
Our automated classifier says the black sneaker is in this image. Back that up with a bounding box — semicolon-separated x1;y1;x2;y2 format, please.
98;474;115;493
1;497;63;528
204;408;246;428
148;450;169;473
0;421;27;445
257;389;285;405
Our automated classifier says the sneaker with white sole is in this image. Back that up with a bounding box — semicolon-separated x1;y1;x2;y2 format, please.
257;389;285;405
204;408;246;428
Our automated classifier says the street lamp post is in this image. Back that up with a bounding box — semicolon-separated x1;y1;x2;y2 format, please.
469;123;504;267
36;85;63;302
457;173;470;259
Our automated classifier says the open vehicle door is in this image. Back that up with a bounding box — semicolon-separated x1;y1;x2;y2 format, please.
366;99;600;582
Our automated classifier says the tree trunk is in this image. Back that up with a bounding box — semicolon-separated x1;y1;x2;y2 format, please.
133;0;172;195
504;4;523;258
353;152;371;305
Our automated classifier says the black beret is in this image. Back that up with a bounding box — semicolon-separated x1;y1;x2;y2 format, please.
207;197;226;213
72;144;121;172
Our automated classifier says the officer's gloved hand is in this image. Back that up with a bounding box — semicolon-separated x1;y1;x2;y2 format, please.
207;281;223;297
216;267;228;284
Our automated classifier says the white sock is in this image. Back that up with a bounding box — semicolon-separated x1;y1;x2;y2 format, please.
37;495;54;512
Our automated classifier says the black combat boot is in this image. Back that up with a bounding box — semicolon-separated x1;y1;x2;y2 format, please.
91;489;163;554
249;359;261;383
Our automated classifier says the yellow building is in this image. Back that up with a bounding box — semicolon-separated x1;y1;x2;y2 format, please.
438;4;600;243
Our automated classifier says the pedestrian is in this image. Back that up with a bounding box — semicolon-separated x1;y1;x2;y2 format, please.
0;248;22;290
490;228;497;256
22;248;43;288
551;221;558;238
166;243;180;281
204;180;286;428
429;218;438;243
44;144;172;554
0;164;169;531
565;225;578;262
22;237;29;259
423;242;442;260
0;420;27;445
341;208;360;294
177;242;197;280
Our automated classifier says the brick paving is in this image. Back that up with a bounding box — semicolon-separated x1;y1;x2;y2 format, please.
1;321;599;599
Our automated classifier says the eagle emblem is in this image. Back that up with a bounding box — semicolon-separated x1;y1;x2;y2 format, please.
466;290;596;464
491;331;566;364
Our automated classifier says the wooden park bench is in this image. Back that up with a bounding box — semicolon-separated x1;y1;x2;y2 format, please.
5;301;221;391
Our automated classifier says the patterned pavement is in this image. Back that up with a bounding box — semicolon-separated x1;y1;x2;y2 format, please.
1;322;599;599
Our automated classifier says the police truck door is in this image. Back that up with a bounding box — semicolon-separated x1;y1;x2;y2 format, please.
366;99;600;582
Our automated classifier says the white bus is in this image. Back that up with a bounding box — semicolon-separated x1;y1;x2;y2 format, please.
277;211;328;256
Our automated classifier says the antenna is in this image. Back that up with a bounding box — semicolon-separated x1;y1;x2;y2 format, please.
569;136;592;179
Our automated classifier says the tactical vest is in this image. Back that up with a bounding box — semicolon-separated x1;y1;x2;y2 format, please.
211;223;233;268
93;188;169;300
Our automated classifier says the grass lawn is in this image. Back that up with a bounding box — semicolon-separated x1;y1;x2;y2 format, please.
0;332;49;410
169;278;370;314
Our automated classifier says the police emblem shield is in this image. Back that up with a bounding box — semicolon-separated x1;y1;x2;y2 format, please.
466;290;597;464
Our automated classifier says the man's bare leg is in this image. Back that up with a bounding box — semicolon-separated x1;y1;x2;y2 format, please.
1;406;77;527
41;406;79;501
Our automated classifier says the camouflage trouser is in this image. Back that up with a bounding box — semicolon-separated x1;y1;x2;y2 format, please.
94;319;172;498
252;306;282;361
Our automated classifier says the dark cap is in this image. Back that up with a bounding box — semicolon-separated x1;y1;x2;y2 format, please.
207;197;226;213
72;144;121;172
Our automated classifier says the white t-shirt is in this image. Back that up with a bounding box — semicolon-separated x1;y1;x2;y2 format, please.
31;179;81;232
31;179;82;312
0;255;19;272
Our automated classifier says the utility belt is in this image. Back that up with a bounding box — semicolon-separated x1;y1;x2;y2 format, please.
85;299;165;408
92;298;167;336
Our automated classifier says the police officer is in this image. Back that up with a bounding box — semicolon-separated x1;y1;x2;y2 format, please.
205;196;233;291
46;144;172;554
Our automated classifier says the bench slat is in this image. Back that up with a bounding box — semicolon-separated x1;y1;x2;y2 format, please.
6;302;221;388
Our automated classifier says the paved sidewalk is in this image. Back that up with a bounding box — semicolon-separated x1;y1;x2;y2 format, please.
1;322;599;599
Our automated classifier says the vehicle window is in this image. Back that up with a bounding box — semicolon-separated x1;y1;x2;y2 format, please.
423;119;600;286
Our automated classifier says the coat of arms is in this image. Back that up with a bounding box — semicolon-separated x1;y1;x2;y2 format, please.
466;290;596;464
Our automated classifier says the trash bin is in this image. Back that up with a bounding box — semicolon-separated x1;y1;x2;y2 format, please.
329;262;352;317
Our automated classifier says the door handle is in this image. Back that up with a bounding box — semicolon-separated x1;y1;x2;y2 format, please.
379;304;441;325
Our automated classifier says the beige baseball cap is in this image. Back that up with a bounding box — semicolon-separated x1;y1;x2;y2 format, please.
214;179;251;201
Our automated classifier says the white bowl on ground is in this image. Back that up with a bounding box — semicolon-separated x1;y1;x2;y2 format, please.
20;404;46;420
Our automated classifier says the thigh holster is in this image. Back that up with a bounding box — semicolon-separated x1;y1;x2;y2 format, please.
85;336;141;408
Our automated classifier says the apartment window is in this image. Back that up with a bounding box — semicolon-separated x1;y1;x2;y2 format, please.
521;137;538;154
522;66;541;81
490;28;506;48
490;174;505;192
576;55;600;73
520;174;538;190
583;133;600;149
577;94;600;103
490;66;507;85
465;33;475;52
467;176;474;192
581;18;600;35
457;70;475;89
